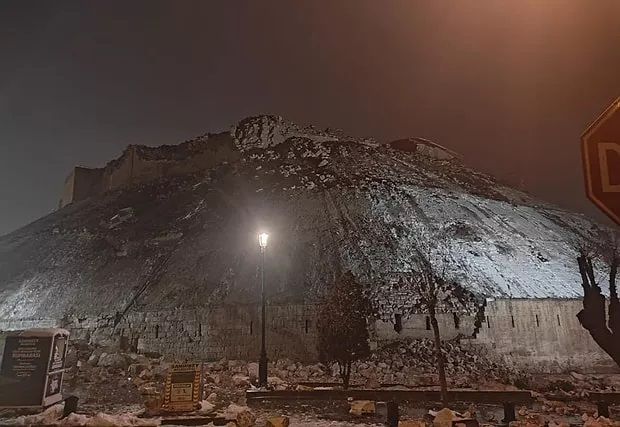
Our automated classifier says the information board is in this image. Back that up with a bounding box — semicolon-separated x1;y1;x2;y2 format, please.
0;329;69;408
162;363;202;412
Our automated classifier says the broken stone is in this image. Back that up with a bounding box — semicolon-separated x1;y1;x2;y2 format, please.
205;373;221;384
138;368;152;378
87;349;104;366
433;408;458;427
144;396;161;416
266;416;290;427
222;404;256;427
398;421;426;427
197;400;215;415
109;207;134;229
365;376;381;389
232;374;250;387
349;400;376;416
523;413;545;426
268;376;286;388
138;383;159;396
247;362;259;380
97;353;128;369
570;371;585;380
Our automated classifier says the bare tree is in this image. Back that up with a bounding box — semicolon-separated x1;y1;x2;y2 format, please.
317;271;374;389
577;234;620;367
373;227;482;407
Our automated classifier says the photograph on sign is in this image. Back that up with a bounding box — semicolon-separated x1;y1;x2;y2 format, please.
49;335;67;372
45;371;63;398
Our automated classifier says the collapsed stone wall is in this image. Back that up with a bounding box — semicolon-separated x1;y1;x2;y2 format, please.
0;299;616;372
386;138;460;161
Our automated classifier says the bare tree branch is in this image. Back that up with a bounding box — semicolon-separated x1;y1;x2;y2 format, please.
576;233;620;367
371;225;485;407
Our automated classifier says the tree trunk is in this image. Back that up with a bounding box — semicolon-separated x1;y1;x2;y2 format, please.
339;361;352;390
577;254;620;367
430;307;448;407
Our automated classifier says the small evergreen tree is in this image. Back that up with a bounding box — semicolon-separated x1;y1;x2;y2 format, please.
317;271;374;389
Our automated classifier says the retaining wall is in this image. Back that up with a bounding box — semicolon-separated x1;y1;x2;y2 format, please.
0;299;616;372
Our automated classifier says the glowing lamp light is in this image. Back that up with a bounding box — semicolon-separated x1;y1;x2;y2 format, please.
258;232;269;249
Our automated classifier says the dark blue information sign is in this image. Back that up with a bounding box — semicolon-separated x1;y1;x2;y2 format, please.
0;328;68;408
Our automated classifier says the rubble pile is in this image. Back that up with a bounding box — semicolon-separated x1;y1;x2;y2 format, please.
537;371;619;395
2;339;618;426
55;338;508;417
511;405;620;427
62;336;532;411
63;342;159;407
2;404;159;426
368;339;530;389
199;338;532;391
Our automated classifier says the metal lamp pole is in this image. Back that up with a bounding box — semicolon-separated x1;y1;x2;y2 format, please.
258;232;269;388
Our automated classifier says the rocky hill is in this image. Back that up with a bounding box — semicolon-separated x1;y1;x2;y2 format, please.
0;115;603;321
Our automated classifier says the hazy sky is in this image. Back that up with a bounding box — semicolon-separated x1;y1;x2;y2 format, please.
1;1;619;235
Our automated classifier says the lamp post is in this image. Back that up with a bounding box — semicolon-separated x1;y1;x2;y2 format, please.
258;232;269;388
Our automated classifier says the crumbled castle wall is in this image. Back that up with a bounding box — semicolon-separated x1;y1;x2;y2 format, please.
59;120;463;209
374;312;478;342
59;134;238;206
60;167;104;208
0;299;614;372
386;138;460;161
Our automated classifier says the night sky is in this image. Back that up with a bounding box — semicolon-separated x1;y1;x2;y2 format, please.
1;1;619;235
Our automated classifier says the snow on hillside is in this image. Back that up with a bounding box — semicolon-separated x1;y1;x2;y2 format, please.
0;115;607;320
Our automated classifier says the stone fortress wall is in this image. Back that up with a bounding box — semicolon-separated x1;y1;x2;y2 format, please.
58;133;458;208
59;134;238;208
0;299;614;373
43;127;614;372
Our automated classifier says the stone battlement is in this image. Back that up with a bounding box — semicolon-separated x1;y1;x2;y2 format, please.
58;115;461;208
59;132;237;207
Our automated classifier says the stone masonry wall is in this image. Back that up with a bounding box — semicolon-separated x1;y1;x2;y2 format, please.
374;312;477;342
59;135;238;206
1;299;617;372
0;305;319;362
120;304;318;361
475;298;617;372
59;167;106;208
60;170;75;208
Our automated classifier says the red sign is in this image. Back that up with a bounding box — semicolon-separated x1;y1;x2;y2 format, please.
582;97;620;225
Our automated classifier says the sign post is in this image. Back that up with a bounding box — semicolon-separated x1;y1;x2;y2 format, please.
582;97;620;224
0;328;69;408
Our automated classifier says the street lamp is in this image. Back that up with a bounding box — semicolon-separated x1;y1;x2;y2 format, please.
258;232;269;388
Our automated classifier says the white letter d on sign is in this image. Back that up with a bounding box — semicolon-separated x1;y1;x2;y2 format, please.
598;142;620;192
